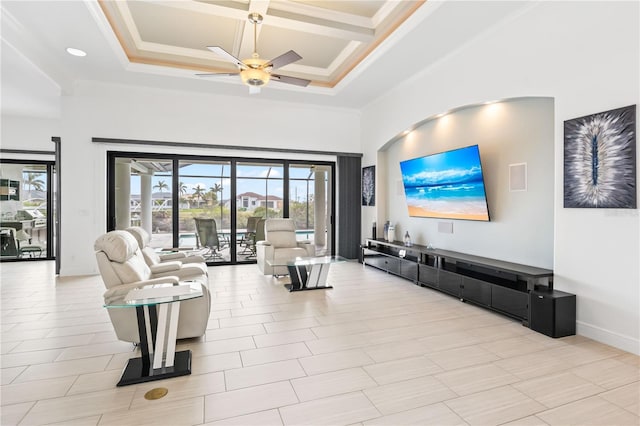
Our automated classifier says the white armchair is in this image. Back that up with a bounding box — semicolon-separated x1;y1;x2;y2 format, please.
256;218;315;276
94;230;211;343
125;226;207;279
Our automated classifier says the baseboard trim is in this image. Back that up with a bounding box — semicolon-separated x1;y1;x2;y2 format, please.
577;320;640;355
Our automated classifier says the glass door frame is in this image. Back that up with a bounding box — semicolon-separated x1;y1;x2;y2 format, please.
0;159;56;262
107;151;335;264
177;158;233;263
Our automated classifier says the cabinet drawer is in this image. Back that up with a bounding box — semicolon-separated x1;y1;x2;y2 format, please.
491;285;528;319
418;264;438;285
366;255;400;274
364;255;385;270
384;257;401;274
461;277;492;306
438;270;462;296
365;255;391;271
400;260;418;281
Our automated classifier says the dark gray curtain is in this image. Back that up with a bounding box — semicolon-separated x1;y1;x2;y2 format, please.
337;155;361;259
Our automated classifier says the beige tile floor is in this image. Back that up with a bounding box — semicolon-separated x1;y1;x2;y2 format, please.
1;260;639;426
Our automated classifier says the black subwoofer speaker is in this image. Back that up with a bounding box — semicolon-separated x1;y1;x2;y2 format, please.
530;289;576;338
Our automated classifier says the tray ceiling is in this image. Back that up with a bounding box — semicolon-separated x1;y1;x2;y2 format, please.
98;0;424;88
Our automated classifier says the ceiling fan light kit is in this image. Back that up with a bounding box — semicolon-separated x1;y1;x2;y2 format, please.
199;12;310;94
240;57;270;87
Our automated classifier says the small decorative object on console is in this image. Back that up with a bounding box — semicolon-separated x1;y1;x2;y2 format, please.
404;231;412;246
387;224;395;242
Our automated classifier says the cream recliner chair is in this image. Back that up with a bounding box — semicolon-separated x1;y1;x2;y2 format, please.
256;218;315;275
95;230;211;343
126;226;207;274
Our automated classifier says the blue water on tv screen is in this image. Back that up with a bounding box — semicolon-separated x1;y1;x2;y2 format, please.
399;144;490;221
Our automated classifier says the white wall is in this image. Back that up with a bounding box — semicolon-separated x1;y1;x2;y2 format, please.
66;82;361;151
1;116;60;151
4;81;361;276
361;2;639;353
382;98;554;268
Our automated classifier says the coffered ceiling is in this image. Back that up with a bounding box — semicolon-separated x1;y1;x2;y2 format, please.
1;0;534;116
98;0;424;88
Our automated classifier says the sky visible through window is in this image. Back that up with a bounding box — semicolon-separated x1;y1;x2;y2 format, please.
128;161;316;202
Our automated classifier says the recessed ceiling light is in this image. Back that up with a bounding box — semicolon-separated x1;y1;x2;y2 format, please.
66;47;87;57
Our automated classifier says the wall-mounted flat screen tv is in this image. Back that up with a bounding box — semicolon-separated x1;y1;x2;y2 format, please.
400;144;490;221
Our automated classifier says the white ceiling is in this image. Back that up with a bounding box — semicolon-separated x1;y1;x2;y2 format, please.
1;1;532;118
99;0;423;87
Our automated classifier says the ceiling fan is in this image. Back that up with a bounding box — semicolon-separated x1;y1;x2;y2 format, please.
198;12;311;94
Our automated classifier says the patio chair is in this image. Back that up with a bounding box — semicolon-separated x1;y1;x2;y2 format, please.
239;216;261;256
255;218;266;244
194;218;223;260
0;227;19;258
238;216;262;257
16;229;44;258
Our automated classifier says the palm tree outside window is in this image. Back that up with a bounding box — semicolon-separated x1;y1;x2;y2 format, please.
179;181;188;207
23;172;45;198
193;184;206;208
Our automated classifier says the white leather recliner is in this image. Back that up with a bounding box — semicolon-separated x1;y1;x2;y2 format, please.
256;218;315;275
125;226;207;275
95;230;211;343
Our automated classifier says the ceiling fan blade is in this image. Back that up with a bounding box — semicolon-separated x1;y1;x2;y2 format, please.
196;72;239;78
271;74;311;87
206;46;246;69
266;50;302;69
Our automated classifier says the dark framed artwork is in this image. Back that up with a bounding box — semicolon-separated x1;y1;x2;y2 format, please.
362;165;375;206
564;104;636;208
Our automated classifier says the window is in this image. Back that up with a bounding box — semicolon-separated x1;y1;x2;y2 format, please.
0;161;55;261
108;152;335;264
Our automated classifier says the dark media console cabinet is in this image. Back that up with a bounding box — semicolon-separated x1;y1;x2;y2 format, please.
362;239;575;338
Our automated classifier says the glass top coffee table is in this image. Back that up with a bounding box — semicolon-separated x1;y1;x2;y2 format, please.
104;281;203;386
267;256;346;292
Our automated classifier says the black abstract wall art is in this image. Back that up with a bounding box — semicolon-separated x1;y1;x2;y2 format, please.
564;105;636;208
362;165;375;206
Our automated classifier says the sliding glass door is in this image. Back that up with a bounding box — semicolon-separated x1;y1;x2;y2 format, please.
0;160;55;261
177;160;231;263
236;161;283;262
108;152;334;265
288;164;332;256
113;157;174;249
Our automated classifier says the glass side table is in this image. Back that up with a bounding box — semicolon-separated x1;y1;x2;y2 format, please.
267;256;346;292
104;281;203;386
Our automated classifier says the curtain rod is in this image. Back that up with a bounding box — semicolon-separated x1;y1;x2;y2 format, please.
92;137;362;158
1;149;56;155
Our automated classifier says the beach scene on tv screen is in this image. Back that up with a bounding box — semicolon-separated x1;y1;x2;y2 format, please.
400;145;490;221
